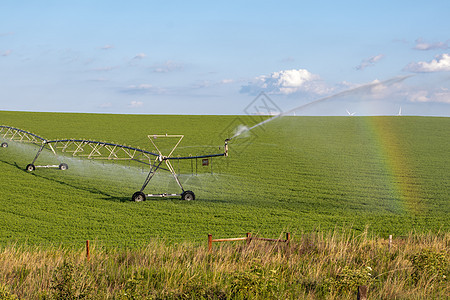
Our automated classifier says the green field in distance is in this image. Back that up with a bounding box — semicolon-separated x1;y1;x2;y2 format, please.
0;111;448;248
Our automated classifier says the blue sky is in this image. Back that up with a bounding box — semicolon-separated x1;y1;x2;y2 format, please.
1;1;450;116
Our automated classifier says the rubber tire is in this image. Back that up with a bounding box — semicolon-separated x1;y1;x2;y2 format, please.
132;191;146;202
59;163;69;170
1;142;7;148
181;190;195;201
26;164;35;172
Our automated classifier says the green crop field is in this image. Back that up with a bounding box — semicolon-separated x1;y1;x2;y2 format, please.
0;111;448;248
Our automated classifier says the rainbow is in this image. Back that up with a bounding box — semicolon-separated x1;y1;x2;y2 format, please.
367;117;424;215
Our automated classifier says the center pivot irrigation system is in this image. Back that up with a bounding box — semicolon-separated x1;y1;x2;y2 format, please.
1;125;230;201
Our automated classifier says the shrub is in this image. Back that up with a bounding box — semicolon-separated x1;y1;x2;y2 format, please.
230;259;279;298
50;260;93;300
410;249;448;284
326;266;374;294
0;284;18;300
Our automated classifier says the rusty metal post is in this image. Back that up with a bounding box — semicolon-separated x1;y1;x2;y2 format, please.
86;240;90;261
208;234;212;252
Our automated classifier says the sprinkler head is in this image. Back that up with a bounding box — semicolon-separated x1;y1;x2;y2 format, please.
224;139;230;156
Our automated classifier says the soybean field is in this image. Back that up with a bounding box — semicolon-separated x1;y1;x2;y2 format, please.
0;111;448;248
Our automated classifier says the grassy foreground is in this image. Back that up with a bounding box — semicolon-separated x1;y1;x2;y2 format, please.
0;229;448;299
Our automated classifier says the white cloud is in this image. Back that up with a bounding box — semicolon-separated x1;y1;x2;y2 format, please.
151;60;184;73
369;79;387;94
335;81;358;90
1;50;11;56
408;88;450;103
407;90;431;102
356;54;384;70
122;84;166;95
128;84;153;89
404;53;450;72
192;80;211;89
326;76;411;103
220;79;234;84
347;78;407;100
129;100;144;108
133;53;146;60
240;69;330;95
434;88;450;103
413;38;449;51
101;45;114;50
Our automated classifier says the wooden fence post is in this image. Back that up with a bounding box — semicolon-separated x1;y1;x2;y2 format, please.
285;232;291;257
357;285;368;300
246;232;252;245
86;240;90;261
389;234;393;251
208;234;212;252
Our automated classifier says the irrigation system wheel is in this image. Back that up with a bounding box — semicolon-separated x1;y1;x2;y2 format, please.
132;191;146;202
181;190;195;201
59;163;69;170
26;164;35;172
1;142;7;148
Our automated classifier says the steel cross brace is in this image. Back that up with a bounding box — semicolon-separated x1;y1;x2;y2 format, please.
139;135;185;193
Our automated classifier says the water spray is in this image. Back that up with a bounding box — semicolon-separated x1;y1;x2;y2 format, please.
227;75;413;141
1;125;231;201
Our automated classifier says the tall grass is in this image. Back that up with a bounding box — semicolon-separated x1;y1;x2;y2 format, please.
0;229;448;299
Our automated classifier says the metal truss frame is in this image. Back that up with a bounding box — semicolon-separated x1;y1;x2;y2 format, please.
0;125;57;156
1;125;47;145
1;125;229;201
43;139;159;164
